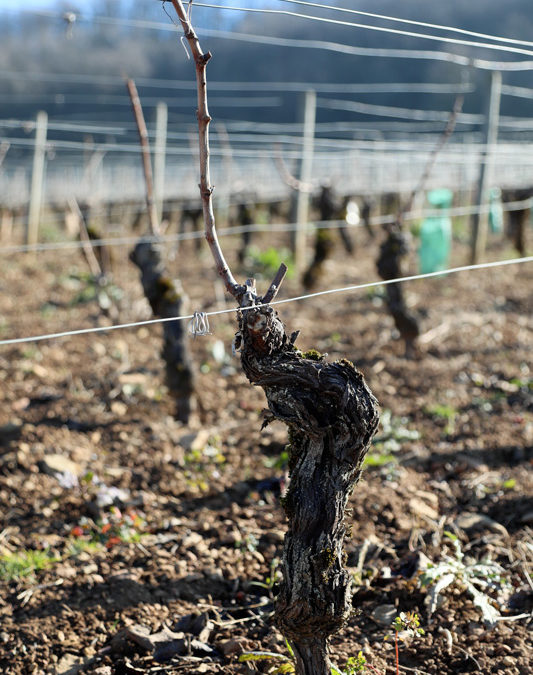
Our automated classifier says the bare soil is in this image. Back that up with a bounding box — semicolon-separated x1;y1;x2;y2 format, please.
0;229;531;675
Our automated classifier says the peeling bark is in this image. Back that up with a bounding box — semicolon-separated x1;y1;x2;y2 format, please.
238;304;379;673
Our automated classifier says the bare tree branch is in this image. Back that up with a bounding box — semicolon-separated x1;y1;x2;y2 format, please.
126;78;161;237
67;196;103;280
274;142;315;194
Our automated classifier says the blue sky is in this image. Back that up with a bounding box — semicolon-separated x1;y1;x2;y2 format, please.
2;0;54;6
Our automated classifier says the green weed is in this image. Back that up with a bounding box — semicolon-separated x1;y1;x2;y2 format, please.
0;548;59;581
425;403;458;435
419;532;508;626
246;245;294;279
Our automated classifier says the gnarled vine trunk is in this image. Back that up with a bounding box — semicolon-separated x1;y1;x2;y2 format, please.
130;240;196;422
169;4;380;671
239;304;379;673
377;226;420;358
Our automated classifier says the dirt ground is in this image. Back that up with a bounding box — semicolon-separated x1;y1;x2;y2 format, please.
0;224;532;675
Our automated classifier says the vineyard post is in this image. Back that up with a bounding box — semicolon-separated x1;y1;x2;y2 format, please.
215;122;234;228
169;2;379;673
470;69;501;264
0;141;9;169
0;142;12;243
27;110;48;246
294;89;317;274
154;101;168;226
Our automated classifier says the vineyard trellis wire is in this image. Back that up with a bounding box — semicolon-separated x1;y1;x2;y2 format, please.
7;6;533;70
1;196;532;256
193;1;533;58
12;3;533;59
276;0;533;49
0;255;531;347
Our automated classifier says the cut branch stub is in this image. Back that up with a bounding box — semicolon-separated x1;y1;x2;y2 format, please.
239;305;379;674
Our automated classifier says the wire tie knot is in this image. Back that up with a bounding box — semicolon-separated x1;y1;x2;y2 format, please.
188;311;211;337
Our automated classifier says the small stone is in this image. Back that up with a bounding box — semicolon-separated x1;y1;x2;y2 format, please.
501;656;516;667
371;604;397;626
82;563;98;575
221;638;244;656
54;563;77;579
182;531;203;549
56;653;82;674
414;489;439;505
110;401;128;416
12;398;30;412
180;429;210;451
252;550;265;564
38;454;81;477
118;372;148;386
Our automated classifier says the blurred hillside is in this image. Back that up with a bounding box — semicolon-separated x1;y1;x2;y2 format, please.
1;0;532;129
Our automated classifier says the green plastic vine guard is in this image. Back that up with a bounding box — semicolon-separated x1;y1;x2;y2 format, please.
418;188;453;274
489;187;504;234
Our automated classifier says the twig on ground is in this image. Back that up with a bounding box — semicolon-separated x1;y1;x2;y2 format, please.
417;322;451;345
398;666;432;675
454;645;482;670
16;579;64;607
213;611;273;628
